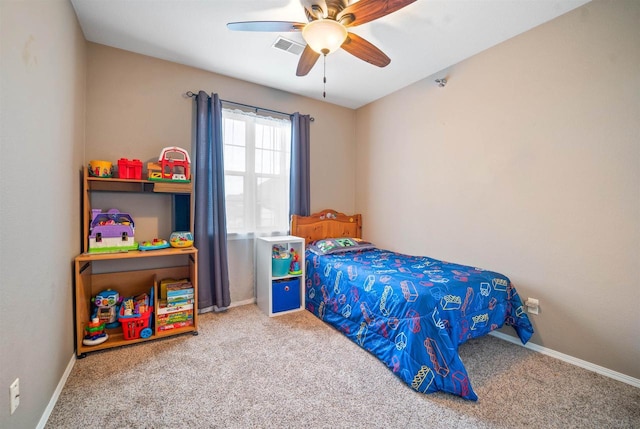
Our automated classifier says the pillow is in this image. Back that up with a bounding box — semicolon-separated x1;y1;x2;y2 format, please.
308;237;376;255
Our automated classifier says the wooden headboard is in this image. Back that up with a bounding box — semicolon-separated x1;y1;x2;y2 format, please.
291;209;362;243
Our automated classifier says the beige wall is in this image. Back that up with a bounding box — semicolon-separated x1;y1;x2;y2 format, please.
355;0;640;378
2;2;637;426
0;1;86;427
85;43;357;303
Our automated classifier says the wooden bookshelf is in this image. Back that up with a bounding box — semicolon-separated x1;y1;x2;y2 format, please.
74;167;198;358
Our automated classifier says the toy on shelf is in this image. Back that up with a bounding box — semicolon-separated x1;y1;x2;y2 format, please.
82;318;108;346
271;244;291;277
88;160;113;178
92;289;122;329
88;208;137;253
169;231;194;248
289;248;302;275
272;244;289;259
139;238;170;251
117;158;142;179
157;279;195;332
147;146;191;182
118;290;153;340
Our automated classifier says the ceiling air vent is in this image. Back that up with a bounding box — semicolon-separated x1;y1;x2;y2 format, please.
272;37;305;56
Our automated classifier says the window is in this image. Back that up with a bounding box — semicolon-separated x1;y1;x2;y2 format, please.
222;107;291;235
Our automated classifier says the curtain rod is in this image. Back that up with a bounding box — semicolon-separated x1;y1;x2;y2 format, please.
185;91;314;122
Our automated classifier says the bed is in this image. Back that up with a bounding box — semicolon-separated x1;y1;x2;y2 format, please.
291;209;534;400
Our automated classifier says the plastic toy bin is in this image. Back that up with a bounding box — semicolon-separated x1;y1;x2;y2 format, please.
118;307;153;340
272;257;291;277
272;278;300;313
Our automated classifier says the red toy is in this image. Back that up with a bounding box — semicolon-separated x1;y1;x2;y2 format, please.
117;158;142;179
147;147;190;182
118;293;153;340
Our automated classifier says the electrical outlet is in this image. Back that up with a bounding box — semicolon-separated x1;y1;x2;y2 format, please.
10;378;19;415
525;298;540;315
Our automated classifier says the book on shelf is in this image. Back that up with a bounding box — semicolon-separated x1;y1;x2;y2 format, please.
167;292;194;301
166;282;193;292
157;310;193;324
159;278;191;300
160;297;194;308
157;302;194;315
158;320;194;331
158;311;192;323
166;283;193;300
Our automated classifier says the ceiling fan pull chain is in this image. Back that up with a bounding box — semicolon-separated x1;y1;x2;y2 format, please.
322;51;327;98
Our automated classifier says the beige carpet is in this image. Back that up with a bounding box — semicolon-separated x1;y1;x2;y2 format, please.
46;304;639;428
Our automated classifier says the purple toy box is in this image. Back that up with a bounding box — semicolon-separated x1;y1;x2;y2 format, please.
89;209;137;253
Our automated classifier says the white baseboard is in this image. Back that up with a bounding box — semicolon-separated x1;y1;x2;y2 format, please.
229;298;256;308
37;353;76;429
489;331;640;388
199;298;256;314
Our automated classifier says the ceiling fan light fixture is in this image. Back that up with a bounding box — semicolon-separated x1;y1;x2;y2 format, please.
302;19;348;55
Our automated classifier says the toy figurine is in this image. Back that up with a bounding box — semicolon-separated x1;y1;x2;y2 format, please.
289;248;302;275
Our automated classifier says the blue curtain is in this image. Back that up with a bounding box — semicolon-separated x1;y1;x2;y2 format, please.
194;91;230;311
289;112;311;217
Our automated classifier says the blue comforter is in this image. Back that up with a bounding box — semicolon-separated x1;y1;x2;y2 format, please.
304;248;534;400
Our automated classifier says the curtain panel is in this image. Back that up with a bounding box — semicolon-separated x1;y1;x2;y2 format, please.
194;91;231;311
289;112;311;218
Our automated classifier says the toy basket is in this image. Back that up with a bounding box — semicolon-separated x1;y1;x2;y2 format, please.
272;256;291;277
118;306;153;340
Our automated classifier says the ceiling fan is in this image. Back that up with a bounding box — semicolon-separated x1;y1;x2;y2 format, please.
227;0;417;77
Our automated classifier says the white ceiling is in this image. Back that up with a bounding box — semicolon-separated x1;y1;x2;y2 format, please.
70;0;590;109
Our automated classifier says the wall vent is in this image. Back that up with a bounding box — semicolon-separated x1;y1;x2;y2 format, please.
272;37;305;56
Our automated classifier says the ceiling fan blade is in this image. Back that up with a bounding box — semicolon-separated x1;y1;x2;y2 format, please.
341;32;390;67
296;45;321;76
227;21;305;32
300;0;328;20
337;0;417;27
